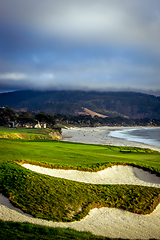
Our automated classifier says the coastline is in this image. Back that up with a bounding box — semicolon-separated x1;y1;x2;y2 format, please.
62;126;160;152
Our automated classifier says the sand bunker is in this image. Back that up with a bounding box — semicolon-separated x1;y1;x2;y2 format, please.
22;164;160;188
1;165;160;239
1;191;160;239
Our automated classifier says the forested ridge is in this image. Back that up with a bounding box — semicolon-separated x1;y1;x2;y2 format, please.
0;90;160;119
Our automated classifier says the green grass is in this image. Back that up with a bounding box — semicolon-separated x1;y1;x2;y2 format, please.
0;127;160;239
0;136;160;174
0;126;58;134
1;161;160;222
0;126;61;141
0;220;126;240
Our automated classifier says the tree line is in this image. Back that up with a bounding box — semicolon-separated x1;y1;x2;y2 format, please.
0;107;160;128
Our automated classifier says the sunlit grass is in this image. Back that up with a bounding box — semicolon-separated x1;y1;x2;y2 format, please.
0;220;120;240
0;127;160;239
0;136;160;174
1;161;160;222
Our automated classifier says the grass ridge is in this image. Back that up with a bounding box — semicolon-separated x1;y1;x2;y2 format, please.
1;161;160;222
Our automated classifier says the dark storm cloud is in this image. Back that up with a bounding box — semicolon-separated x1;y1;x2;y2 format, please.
1;0;160;48
0;0;160;95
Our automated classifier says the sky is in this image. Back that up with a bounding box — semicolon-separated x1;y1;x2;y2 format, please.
0;0;160;95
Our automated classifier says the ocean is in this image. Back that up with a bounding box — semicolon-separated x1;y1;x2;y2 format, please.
108;127;160;148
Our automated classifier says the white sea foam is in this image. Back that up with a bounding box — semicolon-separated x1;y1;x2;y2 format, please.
62;127;160;152
108;128;160;148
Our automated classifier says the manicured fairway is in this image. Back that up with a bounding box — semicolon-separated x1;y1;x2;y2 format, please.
0;125;160;170
0;137;160;173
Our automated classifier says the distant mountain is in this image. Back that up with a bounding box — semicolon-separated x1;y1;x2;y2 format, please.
0;90;160;119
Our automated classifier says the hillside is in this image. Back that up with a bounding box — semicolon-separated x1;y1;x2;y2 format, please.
0;90;160;119
75;107;107;118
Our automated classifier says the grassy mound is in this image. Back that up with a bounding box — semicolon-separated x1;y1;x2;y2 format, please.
1;161;160;221
0;127;61;140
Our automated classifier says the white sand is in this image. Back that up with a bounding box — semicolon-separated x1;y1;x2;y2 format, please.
0;193;160;239
62;126;160;152
22;164;160;188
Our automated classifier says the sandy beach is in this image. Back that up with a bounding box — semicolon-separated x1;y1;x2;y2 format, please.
62;126;160;152
1;126;160;239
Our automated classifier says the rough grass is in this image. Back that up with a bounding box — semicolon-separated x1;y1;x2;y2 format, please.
1;161;160;222
0;126;61;140
0;220;125;240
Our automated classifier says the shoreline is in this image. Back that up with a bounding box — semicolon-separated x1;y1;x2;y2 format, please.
62;126;160;152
